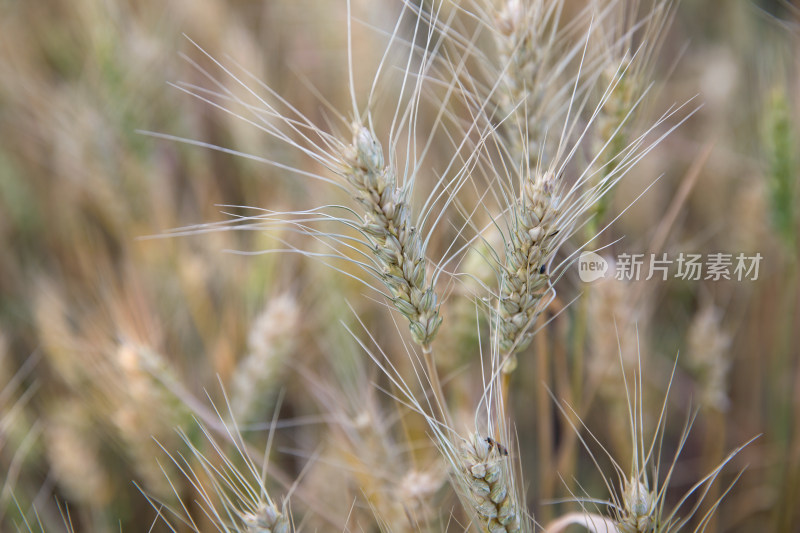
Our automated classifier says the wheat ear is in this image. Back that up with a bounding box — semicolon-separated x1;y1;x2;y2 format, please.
496;170;560;362
459;433;522;533
547;353;755;533
343;124;442;349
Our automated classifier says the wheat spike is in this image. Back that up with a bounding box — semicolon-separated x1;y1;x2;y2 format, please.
460;433;522;533
496;170;560;361
343;124;442;347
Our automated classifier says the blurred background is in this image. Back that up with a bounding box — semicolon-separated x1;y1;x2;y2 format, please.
0;0;798;531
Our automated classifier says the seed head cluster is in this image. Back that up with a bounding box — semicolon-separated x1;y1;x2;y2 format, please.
460;433;521;533
240;503;291;533
497;171;560;359
617;477;658;533
343;125;442;347
494;0;544;153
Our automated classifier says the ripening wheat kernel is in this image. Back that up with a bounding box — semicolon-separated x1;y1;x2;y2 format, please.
232;293;300;422
538;477;660;533
616;476;658;533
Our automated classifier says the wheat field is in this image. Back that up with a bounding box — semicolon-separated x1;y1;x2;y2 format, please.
0;1;798;532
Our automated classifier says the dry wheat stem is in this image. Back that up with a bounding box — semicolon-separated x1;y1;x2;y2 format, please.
544;511;618;533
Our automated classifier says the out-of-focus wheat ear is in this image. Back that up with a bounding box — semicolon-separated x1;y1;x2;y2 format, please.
33;277;192;497
486;0;598;168
492;0;553;165
44;400;111;507
587;49;635;233
586;1;675;234
295;332;445;531
763;85;797;251
231;293;300;423
112;342;189;496
443;226;504;365
686;303;731;412
585;273;646;446
685;301;733;530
